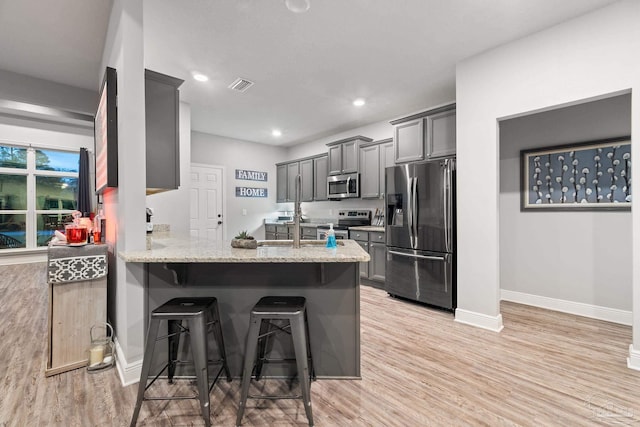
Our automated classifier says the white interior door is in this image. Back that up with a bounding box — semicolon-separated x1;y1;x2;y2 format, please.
190;164;224;241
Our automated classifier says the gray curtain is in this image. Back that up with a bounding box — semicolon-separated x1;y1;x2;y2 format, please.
77;147;92;217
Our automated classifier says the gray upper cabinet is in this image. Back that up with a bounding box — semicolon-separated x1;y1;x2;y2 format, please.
299;158;314;202
380;139;395;199
326;136;372;175
359;143;380;199
391;104;456;164
393;119;424;164
426;109;456;158
145;69;184;194
286;161;300;202
359;138;394;200
276;164;287;202
276;155;322;203
313;155;328;201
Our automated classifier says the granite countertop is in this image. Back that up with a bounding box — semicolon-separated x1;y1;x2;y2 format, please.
348;226;385;232
121;233;370;263
264;221;325;228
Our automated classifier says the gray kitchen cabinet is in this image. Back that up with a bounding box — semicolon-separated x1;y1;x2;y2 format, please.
265;224;276;240
380;139;395;199
350;229;386;286
369;232;386;282
359;144;380;199
393;118;424;164
300;158;314;202
359;138;394;200
286;162;300;202
301;226;317;240
426;109;456;158
326;136;372;175
350;230;370;278
276;164;287;202
145;69;184;194
391;104;456;164
313;155;328;201
275;224;289;240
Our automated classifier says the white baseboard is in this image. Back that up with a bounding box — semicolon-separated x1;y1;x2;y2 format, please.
627;344;640;371
454;308;504;332
501;289;632;326
114;336;142;387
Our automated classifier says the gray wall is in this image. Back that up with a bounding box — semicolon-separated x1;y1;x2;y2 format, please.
191;131;287;239
499;94;632;310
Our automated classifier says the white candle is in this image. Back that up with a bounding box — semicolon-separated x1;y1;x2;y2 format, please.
89;345;104;366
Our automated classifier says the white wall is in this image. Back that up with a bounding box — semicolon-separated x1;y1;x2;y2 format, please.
191;131;286;239
145;102;191;234
0;68;97;114
100;0;148;385
500;94;632;315
455;0;640;350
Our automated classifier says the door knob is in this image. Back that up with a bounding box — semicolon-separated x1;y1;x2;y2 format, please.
217;221;223;225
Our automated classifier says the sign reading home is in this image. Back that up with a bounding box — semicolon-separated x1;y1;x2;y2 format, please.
236;187;268;198
235;169;267;182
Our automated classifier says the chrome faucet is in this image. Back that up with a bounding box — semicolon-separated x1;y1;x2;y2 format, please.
293;174;301;248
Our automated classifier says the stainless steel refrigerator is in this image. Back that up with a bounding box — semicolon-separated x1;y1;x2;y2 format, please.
385;158;455;310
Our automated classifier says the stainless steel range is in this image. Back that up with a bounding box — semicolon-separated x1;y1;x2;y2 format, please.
316;210;371;240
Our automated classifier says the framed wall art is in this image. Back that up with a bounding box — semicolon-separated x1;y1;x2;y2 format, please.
94;67;118;194
521;136;631;210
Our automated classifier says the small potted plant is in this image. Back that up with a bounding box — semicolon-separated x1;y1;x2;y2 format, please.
231;230;257;249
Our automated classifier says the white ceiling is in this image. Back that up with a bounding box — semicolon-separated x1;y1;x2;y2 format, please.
0;0;619;146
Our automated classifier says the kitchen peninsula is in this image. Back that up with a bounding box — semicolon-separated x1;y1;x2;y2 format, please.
119;234;370;378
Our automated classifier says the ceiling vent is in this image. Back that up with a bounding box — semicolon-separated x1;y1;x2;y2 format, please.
228;78;254;92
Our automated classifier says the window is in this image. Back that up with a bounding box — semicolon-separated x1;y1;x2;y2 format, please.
0;144;79;250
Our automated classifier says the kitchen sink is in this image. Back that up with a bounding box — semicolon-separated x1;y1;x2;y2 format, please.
258;239;344;247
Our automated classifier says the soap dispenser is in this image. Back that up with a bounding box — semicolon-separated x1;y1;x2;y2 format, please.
326;223;337;249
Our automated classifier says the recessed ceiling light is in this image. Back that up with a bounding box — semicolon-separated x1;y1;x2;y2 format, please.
272;129;282;137
192;73;209;82
285;0;310;13
353;98;366;107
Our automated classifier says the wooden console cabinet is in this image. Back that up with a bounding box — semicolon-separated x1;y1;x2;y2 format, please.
45;244;108;376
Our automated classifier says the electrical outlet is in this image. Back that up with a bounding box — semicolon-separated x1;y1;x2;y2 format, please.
329;209;333;215
242;209;247;216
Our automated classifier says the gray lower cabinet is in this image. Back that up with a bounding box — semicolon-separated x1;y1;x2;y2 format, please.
301;226;317;240
369;232;386;282
265;224;276;240
145;69;184;194
350;230;385;286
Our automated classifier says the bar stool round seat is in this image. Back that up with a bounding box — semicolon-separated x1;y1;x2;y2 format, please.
236;296;315;426
130;297;231;427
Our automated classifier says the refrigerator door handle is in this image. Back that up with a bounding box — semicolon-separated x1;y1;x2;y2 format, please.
388;250;448;262
412;176;418;248
406;174;414;248
443;160;450;253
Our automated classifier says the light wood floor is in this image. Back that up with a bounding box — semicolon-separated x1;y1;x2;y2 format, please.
2;262;640;426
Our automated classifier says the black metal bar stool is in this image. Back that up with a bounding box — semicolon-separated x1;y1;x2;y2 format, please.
130;297;231;427
236;296;315;426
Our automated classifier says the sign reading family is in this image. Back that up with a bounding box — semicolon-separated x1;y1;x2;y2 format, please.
236;187;268;198
235;169;267;182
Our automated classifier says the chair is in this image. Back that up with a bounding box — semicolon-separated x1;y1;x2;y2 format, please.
130;297;231;427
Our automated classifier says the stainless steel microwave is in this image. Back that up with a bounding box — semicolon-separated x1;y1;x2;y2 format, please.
327;173;359;199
